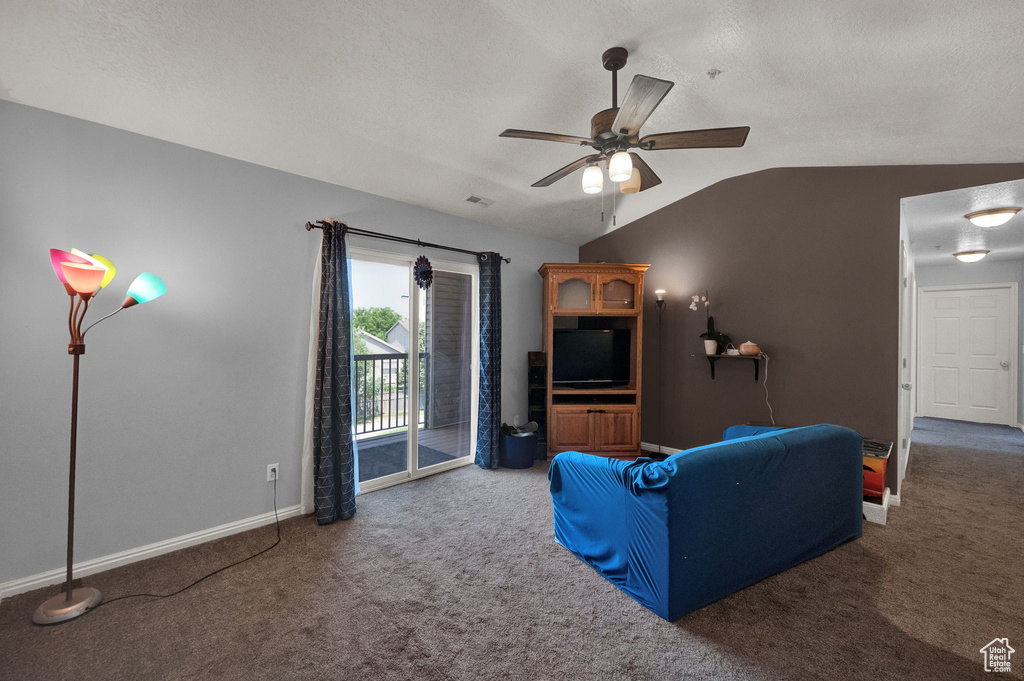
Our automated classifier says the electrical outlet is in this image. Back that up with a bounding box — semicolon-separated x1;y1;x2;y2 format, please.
267;464;279;482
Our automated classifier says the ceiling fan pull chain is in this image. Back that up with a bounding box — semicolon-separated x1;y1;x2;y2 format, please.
613;189;617;226
600;184;605;224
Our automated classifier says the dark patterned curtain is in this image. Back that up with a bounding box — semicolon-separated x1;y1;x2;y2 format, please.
475;252;502;469
313;223;358;523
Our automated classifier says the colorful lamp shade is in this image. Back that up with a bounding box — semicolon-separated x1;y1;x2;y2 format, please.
70;249;116;290
90;254;117;289
60;263;107;295
49;249;92;285
123;272;167;308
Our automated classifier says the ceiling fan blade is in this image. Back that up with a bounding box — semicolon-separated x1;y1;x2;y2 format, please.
610;75;675;137
500;129;594;146
640;126;750;150
532;154;602;187
628;153;661;191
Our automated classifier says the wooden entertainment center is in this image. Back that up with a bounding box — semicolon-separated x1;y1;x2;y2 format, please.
539;263;649;460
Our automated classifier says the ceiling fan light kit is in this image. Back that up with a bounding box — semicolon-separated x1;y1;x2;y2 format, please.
582;165;604;194
608;151;633;182
499;47;750;198
964;207;1021;227
620;167;642;194
953;250;990;263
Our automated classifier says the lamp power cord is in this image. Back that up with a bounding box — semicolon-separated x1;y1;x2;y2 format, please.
762;353;776;425
86;476;282;613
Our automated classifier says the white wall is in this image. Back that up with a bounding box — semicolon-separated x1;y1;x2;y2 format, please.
0;100;576;585
915;259;1024;426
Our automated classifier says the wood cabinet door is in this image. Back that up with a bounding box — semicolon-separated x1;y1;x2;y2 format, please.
549;407;594;451
550;272;598;314
597;273;640;315
594;406;639;451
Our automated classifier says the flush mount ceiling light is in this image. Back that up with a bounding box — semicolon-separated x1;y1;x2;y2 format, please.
964;207;1021;227
953;250;990;263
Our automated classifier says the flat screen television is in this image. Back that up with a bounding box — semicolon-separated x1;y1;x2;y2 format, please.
552;329;630;386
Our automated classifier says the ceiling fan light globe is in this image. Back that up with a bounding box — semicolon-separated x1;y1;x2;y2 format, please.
608;151;632;182
582;165;603;194
619;167;641;193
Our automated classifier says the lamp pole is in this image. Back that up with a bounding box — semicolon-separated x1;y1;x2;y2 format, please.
35;254;166;625
33;309;102;624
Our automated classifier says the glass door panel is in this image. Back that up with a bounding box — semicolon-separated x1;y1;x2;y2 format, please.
350;258;412;484
556;277;594;311
600;278;636;311
418;269;474;470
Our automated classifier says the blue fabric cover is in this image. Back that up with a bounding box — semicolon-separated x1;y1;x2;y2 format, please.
548;424;863;621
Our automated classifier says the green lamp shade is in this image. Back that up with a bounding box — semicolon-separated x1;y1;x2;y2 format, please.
49;249;91;284
123;272;166;307
60;262;106;295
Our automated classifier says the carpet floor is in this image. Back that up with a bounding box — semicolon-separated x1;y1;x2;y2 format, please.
2;429;1022;680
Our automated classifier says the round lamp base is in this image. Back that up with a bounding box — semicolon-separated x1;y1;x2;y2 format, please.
32;587;103;625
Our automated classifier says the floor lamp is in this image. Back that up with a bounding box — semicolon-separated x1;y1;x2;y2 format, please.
33;248;166;626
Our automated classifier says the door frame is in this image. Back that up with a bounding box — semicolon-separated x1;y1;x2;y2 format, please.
915;282;1019;428
350;247;479;494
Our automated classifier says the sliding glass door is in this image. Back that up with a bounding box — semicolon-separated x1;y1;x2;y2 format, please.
350;249;477;492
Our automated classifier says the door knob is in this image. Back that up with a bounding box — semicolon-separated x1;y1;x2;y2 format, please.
1000;360;1010;368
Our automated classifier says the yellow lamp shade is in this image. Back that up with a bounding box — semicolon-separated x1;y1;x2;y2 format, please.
60;263;106;295
90;254;117;289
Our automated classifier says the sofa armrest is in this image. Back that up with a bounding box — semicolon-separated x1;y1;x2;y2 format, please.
548;452;672;617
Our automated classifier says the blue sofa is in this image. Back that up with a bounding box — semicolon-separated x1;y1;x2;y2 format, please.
548;424;863;621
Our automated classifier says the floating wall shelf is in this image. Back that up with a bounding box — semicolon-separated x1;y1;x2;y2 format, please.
691;353;765;381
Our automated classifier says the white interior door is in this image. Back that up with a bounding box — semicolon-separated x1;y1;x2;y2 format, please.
918;284;1018;426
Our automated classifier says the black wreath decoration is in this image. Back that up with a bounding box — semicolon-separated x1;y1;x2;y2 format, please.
413;255;433;290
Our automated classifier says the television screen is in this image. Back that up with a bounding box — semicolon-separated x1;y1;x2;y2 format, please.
552;329;630;385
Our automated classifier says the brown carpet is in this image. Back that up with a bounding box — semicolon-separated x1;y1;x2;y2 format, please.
2;434;1022;681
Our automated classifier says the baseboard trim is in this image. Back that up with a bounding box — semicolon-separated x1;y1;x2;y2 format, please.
640;441;683;456
0;504;304;601
889;493;901;506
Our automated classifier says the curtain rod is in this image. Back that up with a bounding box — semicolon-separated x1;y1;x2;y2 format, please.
305;219;511;264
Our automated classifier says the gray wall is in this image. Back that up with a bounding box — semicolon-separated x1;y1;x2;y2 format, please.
915;259;1024;425
0;100;576;585
579;164;1024;494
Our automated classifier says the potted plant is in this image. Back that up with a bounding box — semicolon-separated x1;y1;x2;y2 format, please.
690;291;731;355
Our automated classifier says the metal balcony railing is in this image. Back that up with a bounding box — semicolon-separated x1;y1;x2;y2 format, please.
353;353;428;435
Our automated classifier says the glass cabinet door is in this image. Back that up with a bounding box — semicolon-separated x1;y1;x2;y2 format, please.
554;275;596;312
598;276;639;313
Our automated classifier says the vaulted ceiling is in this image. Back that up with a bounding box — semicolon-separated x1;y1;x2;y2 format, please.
2;0;1022;246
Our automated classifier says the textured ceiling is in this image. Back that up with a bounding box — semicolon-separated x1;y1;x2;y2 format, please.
2;0;1023;246
903;179;1024;267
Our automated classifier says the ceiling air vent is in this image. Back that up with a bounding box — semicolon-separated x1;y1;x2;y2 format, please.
464;195;494;207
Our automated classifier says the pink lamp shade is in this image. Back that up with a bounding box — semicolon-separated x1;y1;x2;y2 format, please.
60;263;107;295
49;249;92;285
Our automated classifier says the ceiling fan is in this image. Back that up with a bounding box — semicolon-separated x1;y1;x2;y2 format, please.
500;47;750;194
